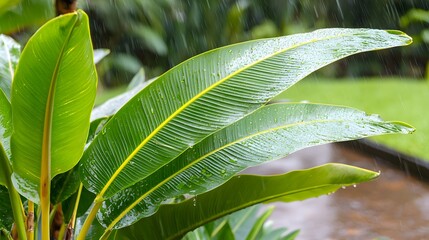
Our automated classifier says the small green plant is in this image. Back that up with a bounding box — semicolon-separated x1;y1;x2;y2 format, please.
0;10;414;240
183;205;299;240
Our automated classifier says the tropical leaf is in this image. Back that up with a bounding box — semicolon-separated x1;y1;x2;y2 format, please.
63;186;96;223
0;90;11;186
227;205;262;239
11;10;97;203
210;221;235;240
113;163;378;239
51;114;111;206
182;228;211;240
94;49;110;64
133;25;168;55
51;165;80;205
201;204;295;240
75;212;106;240
90;74;156;122
0;35;20;100
0;0;54;34
98;103;411;231
80;29;412;203
126;68;145;90
245;207;274;240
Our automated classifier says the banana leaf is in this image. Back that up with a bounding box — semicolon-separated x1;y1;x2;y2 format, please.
11;10;97;203
98;103;411;230
0;90;11;186
113;163;378;239
80;29;411;201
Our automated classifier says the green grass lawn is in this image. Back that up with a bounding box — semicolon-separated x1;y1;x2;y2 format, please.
275;77;429;161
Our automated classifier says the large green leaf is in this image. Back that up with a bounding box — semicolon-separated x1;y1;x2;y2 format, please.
80;29;411;201
11;10;97;203
98;103;412;230
0;90;11;186
245;207;274;240
197;205;296;240
0;34;20;100
91;73;156;122
50;165;80;205
114;163;378;239
0;0;54;34
51;116;110;205
63;186;95;223
75;212;107;240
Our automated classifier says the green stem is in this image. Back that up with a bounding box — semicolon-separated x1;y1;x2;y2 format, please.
70;183;83;228
76;201;102;240
99;229;112;240
49;204;58;225
57;223;66;240
65;183;83;240
0;145;27;240
6;185;26;238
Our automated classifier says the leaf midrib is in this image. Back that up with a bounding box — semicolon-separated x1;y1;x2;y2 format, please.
105;116;380;230
98;32;356;199
40;12;79;192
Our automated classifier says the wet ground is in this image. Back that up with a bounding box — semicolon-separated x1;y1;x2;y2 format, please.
245;143;429;240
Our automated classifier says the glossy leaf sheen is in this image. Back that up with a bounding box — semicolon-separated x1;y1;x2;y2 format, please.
51;116;108;205
80;29;411;199
11;10;97;203
99;103;412;229
115;163;378;239
0;90;11;186
0;34;20;100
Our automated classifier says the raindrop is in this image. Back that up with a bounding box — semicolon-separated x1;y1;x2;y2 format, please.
353;184;357;188
229;158;237;164
341;186;346;189
177;182;185;190
201;168;212;177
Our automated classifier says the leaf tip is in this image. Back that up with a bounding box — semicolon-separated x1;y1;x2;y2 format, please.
386;30;413;45
390;121;415;134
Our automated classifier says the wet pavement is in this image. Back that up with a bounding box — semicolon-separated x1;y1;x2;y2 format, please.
244;143;429;240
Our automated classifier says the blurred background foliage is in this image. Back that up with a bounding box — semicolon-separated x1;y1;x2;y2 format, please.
1;0;428;88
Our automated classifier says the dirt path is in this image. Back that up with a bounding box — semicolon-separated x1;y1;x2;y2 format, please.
244;144;429;240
